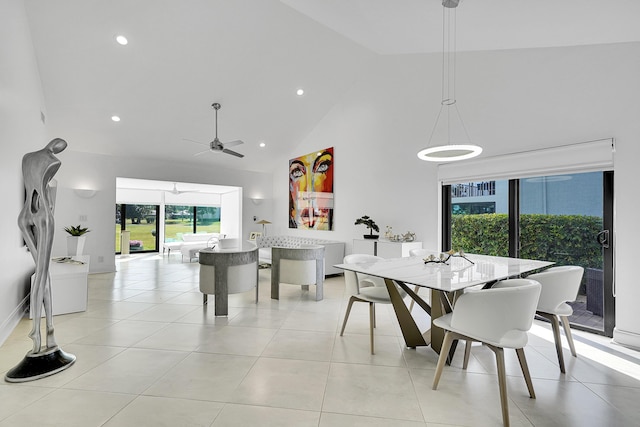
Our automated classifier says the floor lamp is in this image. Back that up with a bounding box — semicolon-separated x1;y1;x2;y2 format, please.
256;219;271;236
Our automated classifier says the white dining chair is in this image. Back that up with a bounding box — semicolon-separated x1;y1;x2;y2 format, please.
432;278;542;427
526;265;584;373
340;253;393;354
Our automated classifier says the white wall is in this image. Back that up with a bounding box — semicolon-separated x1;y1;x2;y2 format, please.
220;190;242;239
3;0;640;352
0;0;50;342
51;150;273;273
274;43;640;348
270;54;441;251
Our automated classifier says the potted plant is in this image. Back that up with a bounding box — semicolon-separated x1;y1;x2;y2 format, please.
355;215;379;239
64;225;90;256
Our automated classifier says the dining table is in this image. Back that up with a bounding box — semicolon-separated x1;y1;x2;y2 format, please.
334;251;553;359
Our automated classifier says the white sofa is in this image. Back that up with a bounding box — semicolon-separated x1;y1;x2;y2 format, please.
256;235;345;276
162;233;220;261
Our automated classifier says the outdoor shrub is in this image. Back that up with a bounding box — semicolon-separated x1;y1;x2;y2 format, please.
452;213;602;268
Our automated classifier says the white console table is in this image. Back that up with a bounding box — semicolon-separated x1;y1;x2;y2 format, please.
353;239;422;258
30;255;90;318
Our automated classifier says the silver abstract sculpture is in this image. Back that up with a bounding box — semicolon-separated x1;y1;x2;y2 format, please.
5;138;76;382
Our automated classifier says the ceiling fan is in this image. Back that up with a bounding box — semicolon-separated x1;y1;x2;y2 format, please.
165;183;199;195
185;102;244;158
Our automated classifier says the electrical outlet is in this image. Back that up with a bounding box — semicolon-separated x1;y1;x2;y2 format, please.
97;256;104;263
79;215;88;222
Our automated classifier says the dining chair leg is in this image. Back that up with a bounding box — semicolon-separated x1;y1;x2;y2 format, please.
255;276;259;304
538;311;566;373
340;297;356;336
432;331;455;390
489;345;510;427
515;348;536;399
560;315;577;357
549;315;566;373
372;302;376;329
369;302;375;355
462;340;472;370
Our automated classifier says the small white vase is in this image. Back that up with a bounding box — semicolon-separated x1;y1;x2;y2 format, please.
66;235;86;256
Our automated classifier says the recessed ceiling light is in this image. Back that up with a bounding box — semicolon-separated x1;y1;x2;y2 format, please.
296;88;304;96
111;115;121;122
259;142;266;148
115;35;128;45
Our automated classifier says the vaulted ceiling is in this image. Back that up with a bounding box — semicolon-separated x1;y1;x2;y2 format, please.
24;0;640;173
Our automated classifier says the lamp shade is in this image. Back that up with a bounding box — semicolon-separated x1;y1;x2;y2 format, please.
256;219;271;236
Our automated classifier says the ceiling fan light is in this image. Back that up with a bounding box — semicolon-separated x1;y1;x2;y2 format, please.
417;144;482;162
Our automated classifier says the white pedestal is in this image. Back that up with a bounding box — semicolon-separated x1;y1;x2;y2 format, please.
30;255;90;318
120;231;130;256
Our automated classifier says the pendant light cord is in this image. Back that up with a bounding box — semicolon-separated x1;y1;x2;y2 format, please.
433;5;472;145
442;5;456;106
417;0;482;161
215;108;218;139
441;6;446;104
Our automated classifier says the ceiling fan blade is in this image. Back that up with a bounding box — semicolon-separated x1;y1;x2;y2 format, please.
223;148;244;158
193;149;210;157
224;139;244;148
191;103;245;159
183;138;208;146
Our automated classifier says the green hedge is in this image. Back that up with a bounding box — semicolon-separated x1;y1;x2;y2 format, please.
451;214;603;268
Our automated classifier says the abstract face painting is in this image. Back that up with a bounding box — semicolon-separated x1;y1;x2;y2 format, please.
289;147;334;230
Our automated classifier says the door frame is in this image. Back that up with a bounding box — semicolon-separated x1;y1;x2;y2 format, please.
442;171;615;337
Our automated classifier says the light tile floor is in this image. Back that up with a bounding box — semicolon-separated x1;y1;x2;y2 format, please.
1;253;639;426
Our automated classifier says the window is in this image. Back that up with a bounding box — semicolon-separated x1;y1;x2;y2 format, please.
443;171;614;336
164;205;220;242
450;180;508;257
115;203;159;253
195;206;220;234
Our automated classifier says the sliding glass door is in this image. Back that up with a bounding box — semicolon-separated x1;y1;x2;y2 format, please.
115;204;160;254
164;205;221;243
444;171;614;336
450;180;509;256
196;207;221;234
164;205;194;243
519;172;612;334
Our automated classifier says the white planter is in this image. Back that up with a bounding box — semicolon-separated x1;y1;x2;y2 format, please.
66;235;86;256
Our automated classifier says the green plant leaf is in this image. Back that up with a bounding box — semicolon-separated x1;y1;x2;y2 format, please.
64;225;90;236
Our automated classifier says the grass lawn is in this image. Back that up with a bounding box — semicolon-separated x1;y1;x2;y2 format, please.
115;220;220;252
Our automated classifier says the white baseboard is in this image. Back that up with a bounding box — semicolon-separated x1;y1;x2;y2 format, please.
0;296;29;346
613;327;640;351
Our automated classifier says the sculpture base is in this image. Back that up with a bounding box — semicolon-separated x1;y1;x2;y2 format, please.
4;347;76;383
